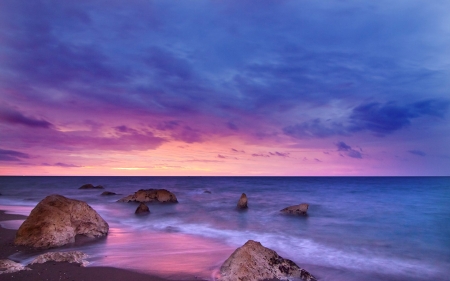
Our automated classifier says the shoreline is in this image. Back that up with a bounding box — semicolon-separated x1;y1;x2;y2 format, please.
0;210;205;281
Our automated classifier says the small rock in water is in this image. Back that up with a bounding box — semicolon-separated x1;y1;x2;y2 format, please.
101;191;117;196
237;193;248;209
79;184;104;189
218;240;316;281
135;203;150;214
280;203;309;215
118;189;178;203
203;190;212;194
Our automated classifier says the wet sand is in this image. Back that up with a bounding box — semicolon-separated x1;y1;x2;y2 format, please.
0;210;203;281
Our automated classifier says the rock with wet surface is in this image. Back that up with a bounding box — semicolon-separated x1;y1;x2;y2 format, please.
280;203;309;215
79;184;104;189
218;240;316;281
101;191;117;196
0;259;30;274
237;193;248;209
31;251;89;267
135;203;150;214
14;194;109;248
117;189;178;203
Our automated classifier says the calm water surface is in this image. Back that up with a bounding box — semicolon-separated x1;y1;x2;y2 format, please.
0;176;449;281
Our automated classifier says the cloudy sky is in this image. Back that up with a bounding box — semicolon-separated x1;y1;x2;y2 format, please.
1;0;449;176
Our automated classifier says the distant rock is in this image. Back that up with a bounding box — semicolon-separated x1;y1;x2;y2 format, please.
101;191;117;196
280;203;309;215
0;259;30;274
31;251;89;267
118;189;178;203
14;194;109;248
218;240;316;281
135;203;150;214
203;190;212;194
79;184;104;189
237;193;248;209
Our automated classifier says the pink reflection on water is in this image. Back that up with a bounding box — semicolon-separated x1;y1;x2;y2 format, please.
87;227;235;280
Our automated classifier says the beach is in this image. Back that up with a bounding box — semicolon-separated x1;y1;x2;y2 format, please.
0;176;449;281
0;210;199;281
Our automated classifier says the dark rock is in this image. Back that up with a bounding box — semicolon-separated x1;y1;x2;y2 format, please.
14;194;109;248
135;203;150;214
203;190;212;194
79;184;104;189
280;203;309;215
218;240;316;281
101;191;117;196
237;193;248;209
118;189;178;203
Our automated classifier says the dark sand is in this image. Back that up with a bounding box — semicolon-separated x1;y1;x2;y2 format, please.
0;210;204;281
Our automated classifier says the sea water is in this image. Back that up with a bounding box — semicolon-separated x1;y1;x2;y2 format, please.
0;176;449;281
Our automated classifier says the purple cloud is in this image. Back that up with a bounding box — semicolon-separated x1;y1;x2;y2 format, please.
0;106;52;129
0;148;30;161
42;162;82;168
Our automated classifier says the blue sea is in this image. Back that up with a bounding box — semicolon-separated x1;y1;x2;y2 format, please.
0;176;449;281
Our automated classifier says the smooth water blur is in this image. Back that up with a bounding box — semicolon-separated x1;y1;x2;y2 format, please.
0;176;449;281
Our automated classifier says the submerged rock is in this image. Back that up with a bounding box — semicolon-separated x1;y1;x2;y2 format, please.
135;203;150;214
280;203;309;215
118;189;178;203
237;193;248;209
31;251;89;267
0;259;30;274
203;190;212;194
101;191;117;196
15;194;109;249
79;184;104;189
218;240;316;281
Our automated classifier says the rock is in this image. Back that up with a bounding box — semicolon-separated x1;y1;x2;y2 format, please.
203;190;212;194
218;240;316;281
0;259;30;274
101;191;117;196
280;203;309;215
79;184;104;189
31;251;89;267
237;193;248;209
135;203;150;214
118;189;178;203
14;194;109;248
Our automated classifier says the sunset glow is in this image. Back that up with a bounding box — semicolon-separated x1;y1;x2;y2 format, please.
0;1;449;176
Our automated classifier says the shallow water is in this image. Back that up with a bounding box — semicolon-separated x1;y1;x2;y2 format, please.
0;176;449;280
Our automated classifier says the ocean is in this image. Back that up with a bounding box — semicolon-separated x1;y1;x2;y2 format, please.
0;176;449;281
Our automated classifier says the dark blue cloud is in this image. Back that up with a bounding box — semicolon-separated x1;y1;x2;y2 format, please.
335;142;362;159
0;148;30;161
348;100;449;136
408;150;426;157
284;99;449;139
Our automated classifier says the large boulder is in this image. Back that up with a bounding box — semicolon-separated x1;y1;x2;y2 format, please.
280;203;309;215
14;194;109;249
218;240;316;281
79;184;104;189
237;193;248;209
117;189;178;203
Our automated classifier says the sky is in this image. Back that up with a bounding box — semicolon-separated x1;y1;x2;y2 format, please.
0;0;449;176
